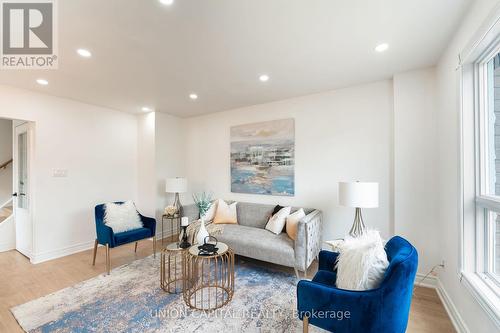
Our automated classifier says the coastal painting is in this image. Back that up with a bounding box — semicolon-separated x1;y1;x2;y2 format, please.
230;119;295;196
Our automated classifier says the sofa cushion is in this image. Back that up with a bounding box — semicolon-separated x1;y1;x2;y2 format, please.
236;202;276;228
114;227;151;246
217;224;295;267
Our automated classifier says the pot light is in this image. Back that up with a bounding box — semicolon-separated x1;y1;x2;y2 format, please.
36;79;48;86
141;106;153;112
375;43;389;53
159;0;174;5
189;93;198;100
259;74;270;82
76;48;92;58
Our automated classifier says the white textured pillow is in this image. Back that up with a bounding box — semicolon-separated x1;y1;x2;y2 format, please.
265;206;291;234
213;200;238;224
285;208;305;240
201;200;218;221
335;230;389;291
104;201;143;233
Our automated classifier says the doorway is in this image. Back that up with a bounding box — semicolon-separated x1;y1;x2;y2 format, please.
0;118;34;260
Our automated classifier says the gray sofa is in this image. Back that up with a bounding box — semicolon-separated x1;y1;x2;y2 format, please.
183;201;322;278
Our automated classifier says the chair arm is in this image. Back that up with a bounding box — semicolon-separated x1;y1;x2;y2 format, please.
140;214;156;237
318;250;339;272
95;219;115;247
294;210;322;271
297;280;383;332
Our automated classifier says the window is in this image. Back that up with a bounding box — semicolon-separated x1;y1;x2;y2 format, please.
460;14;500;324
477;54;500;284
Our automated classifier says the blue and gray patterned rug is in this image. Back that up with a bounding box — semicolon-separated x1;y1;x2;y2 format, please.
11;255;322;332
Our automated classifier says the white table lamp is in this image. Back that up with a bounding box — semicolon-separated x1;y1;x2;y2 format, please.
165;177;187;216
339;181;379;237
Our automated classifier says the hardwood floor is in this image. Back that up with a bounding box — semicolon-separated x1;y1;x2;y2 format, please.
0;242;455;332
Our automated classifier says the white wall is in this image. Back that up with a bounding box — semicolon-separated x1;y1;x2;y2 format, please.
184;80;394;241
0;85;138;263
393;68;440;274
0;119;13;206
155;112;186;238
136;112;156;217
436;0;500;332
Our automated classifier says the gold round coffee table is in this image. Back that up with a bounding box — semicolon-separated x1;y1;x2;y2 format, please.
160;242;187;294
183;242;235;311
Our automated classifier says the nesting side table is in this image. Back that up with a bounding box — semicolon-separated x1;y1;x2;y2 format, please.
160;242;187;294
183;242;235;311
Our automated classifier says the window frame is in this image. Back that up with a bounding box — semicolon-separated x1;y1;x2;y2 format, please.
459;8;500;327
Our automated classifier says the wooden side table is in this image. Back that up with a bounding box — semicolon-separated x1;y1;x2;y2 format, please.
161;215;180;246
160;242;187;294
183;242;235;311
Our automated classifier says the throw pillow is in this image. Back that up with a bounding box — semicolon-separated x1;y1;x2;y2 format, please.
104;201;143;233
213;199;238;224
285;208;305;240
265;206;291;234
335;230;389;291
201;200;218;221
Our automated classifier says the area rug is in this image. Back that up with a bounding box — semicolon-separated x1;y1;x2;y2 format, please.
11;255;325;332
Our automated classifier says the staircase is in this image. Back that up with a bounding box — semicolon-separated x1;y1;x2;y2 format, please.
0;204;13;224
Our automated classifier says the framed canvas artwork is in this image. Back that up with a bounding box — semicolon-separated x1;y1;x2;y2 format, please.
230;118;295;196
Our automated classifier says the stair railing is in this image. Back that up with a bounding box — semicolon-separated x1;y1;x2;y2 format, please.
0;159;12;170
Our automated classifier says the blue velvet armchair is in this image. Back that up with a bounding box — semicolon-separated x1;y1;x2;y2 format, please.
297;236;418;333
92;202;157;274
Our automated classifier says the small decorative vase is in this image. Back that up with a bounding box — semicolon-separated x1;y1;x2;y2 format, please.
196;218;209;245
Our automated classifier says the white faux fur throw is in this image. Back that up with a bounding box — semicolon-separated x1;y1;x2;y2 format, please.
335;230;389;291
104;201;143;233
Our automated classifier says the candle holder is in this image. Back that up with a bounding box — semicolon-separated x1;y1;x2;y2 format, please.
179;225;191;249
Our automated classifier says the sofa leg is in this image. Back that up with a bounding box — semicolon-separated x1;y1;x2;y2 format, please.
134;241;138;253
106;244;110;275
304;267;307;279
303;315;309;333
92;239;98;266
294;267;300;279
153;237;156;258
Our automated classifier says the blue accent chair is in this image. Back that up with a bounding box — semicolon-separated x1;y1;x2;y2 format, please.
92;202;157;274
297;236;418;333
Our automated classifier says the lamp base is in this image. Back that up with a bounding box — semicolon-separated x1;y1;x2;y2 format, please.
348;207;366;237
173;192;183;217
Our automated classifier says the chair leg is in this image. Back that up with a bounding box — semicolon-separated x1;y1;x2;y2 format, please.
153;237;156;258
92;239;98;266
304;267;307;279
106;244;110;275
294;267;300;279
303;315;309;333
134;241;138;253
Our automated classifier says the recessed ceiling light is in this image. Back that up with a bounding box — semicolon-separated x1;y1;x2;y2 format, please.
159;0;174;5
375;43;389;53
76;48;92;58
141;106;153;112
36;79;48;86
189;93;198;100
259;74;270;82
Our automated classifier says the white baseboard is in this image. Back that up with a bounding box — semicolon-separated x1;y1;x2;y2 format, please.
415;272;470;333
0;241;15;252
31;240;95;264
436;278;470;333
415;272;438;289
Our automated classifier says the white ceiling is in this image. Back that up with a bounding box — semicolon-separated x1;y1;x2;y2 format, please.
0;0;471;117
